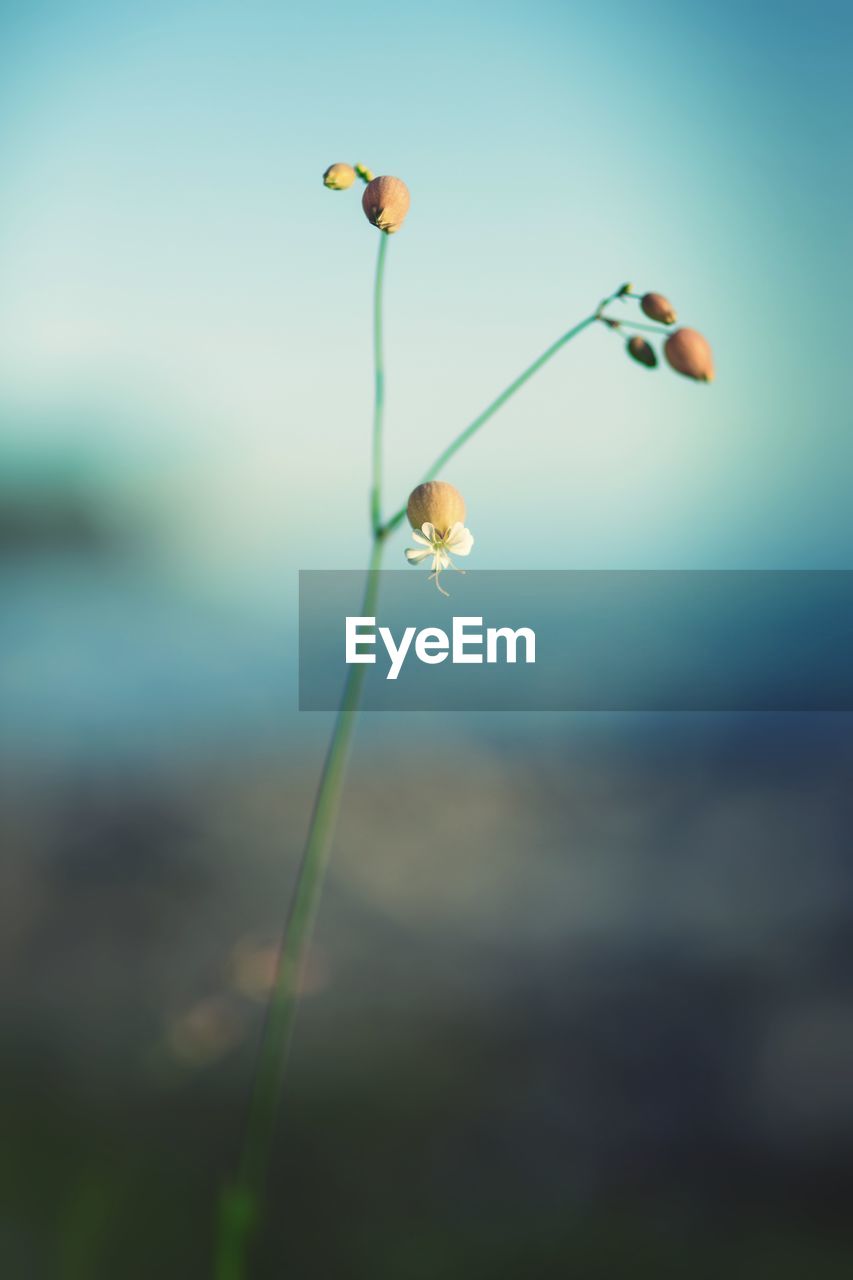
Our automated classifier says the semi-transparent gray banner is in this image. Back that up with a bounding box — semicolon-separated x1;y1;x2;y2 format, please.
298;571;853;711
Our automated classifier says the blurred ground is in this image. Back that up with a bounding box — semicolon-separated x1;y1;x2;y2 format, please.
2;711;852;1278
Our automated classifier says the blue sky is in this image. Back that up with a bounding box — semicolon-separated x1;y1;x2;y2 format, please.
1;0;851;589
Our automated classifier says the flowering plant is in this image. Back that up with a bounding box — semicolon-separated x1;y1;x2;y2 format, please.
216;160;714;1276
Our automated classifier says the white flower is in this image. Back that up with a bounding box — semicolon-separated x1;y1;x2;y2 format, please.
405;521;474;595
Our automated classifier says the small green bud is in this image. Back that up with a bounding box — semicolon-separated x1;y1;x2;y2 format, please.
627;336;657;368
323;163;356;191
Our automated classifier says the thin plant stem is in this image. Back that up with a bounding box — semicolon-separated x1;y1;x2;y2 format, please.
601;316;673;337
381;287;625;535
216;537;386;1280
370;234;389;533
216;275;621;1277
216;239;392;1280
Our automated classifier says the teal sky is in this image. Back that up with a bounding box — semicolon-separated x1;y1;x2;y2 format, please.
1;0;851;589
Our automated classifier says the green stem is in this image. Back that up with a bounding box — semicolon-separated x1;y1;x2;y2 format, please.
215;276;622;1276
370;234;389;533
602;316;673;337
216;537;385;1280
216;232;392;1280
381;287;625;535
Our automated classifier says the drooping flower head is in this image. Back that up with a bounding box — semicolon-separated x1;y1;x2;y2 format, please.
362;176;411;234
664;328;715;382
405;481;474;595
323;163;356;190
640;292;677;325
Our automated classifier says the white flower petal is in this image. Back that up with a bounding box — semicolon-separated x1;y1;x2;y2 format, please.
446;524;474;556
420;522;437;541
406;546;433;565
411;529;432;547
433;549;451;571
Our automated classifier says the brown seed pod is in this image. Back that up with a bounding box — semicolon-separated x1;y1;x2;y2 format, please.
627;336;657;368
664;328;715;382
641;292;677;325
407;481;466;535
323;163;356;190
362;175;411;234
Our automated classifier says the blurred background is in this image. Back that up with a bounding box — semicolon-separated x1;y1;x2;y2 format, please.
1;0;852;1276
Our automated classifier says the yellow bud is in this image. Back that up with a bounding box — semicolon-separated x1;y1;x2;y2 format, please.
323;163;356;191
664;328;715;382
362;175;411;234
407;481;466;535
627;336;657;368
641;292;677;325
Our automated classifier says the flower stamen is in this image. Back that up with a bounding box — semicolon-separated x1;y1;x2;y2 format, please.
405;518;474;595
